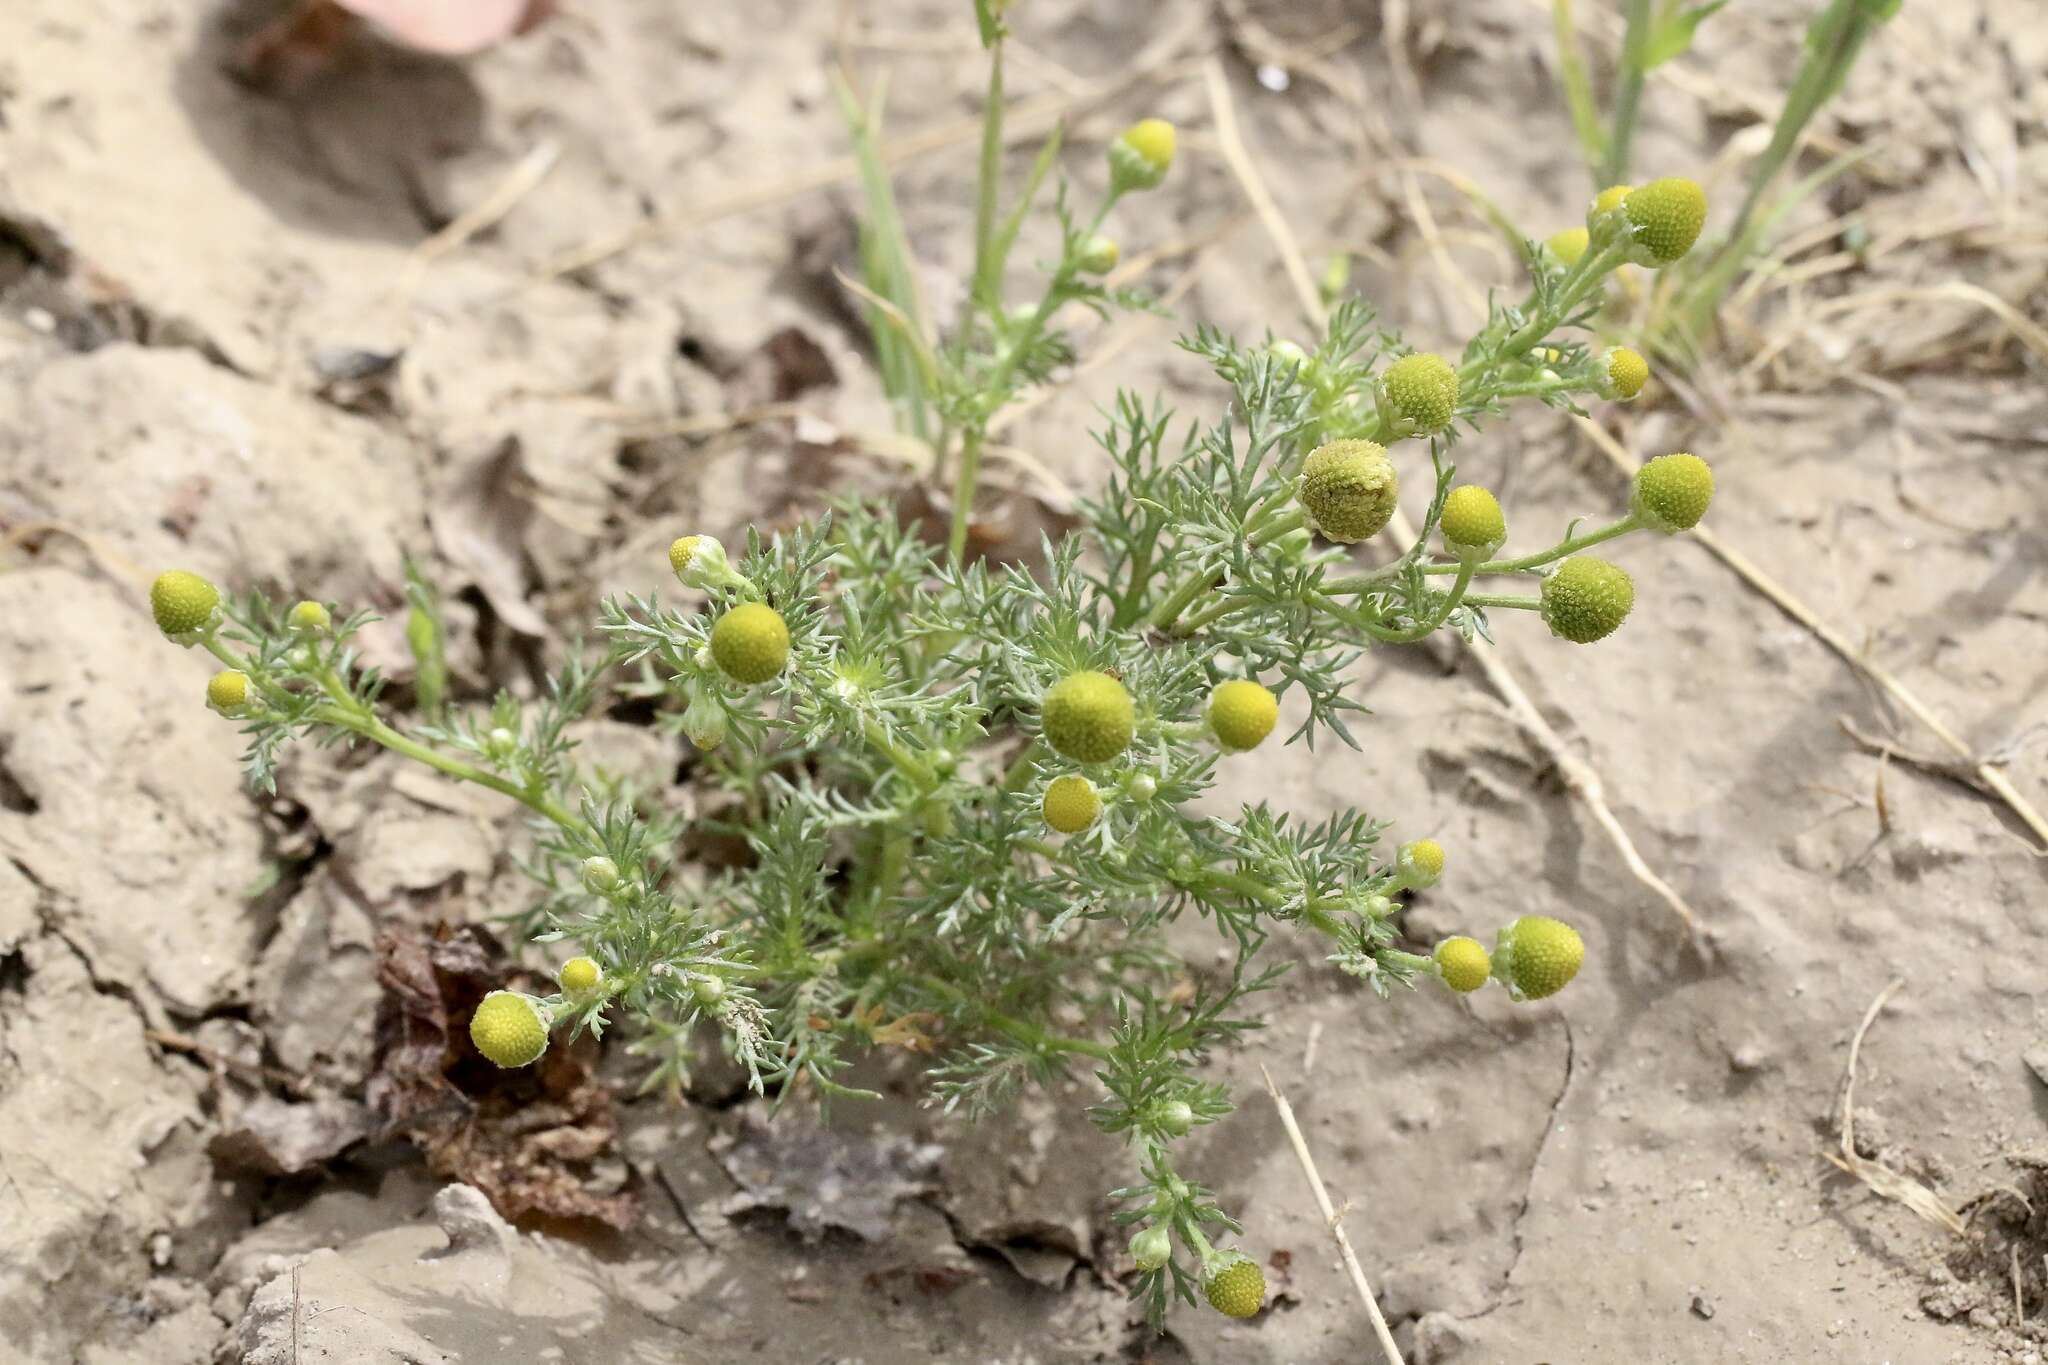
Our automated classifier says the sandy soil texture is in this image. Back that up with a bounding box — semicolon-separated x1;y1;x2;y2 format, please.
2;0;2045;1362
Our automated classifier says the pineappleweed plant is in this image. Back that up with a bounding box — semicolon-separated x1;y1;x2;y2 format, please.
153;16;1719;1326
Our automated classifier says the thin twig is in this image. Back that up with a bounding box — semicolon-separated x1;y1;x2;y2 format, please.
1456;623;1700;932
146;1027;311;1097
1824;979;1965;1233
400;139;560;289
1570;414;2048;852
1261;1067;1405;1365
1201;59;1323;330
1203;49;1701;935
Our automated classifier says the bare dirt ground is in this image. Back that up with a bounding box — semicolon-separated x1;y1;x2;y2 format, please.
2;0;2045;1362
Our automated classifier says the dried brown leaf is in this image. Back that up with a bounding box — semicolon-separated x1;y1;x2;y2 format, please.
367;923;637;1228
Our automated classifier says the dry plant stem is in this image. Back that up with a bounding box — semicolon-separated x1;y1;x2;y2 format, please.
1745;281;2048;376
1200;57;1703;936
1431;547;1702;935
1260;1066;1406;1365
1568;415;2048;852
146;1028;310;1097
1825;978;1965;1233
1200;58;1321;326
397;138;560;303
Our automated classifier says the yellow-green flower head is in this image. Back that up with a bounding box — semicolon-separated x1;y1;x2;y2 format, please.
470;990;550;1068
559;956;602;993
669;534;747;592
1041;671;1135;765
286;600;332;635
681;687;729;751
1398;837;1445;888
710;602;791;684
1077;234;1120;275
206;669;251;716
581;855;620;895
1590;183;1634;220
1268;338;1311;371
150;570;220;638
1601;347;1649;401
1207;679;1278;753
1501;915;1584;1000
1623;178;1707;264
1109;118;1176;193
1204;1254;1266;1319
1042;774;1102;834
1435;937;1492;993
1130;1225;1172;1273
1540;556;1634;644
1298;439;1398;544
1545;226;1590;266
1382;353;1459;435
1631;452;1714;533
1439;485;1506;557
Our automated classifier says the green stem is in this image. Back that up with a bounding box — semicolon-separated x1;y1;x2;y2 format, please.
1173;594;1250;637
1174;866;1354;938
861;715;938;788
1380;948;1436;975
1147;473;1309;636
873;829;912;911
1368;559;1476;644
1000;739;1044;793
1246;508;1304;549
947;423;987;563
1462;238;1630;390
1426;513;1641;576
915;974;1111;1059
1601;0;1653;187
970;44;1006;307
951;195;1123;565
1146;568;1220;634
1725;0;1877;248
1461;593;1543;611
1552;0;1607;176
207;634;590;836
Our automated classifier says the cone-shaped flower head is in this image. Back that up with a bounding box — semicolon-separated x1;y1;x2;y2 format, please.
1041;671;1135;764
1539;556;1634;643
1298;440;1398;544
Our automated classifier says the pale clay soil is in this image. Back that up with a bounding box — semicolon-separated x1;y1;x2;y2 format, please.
1;0;2045;1362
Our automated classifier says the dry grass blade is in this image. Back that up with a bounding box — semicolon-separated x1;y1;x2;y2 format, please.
1261;1067;1406;1365
1451;610;1701;931
1201;53;1702;936
402;139;560;286
1824;979;1966;1234
1201;59;1323;331
1570;414;2048;852
1747;281;2048;376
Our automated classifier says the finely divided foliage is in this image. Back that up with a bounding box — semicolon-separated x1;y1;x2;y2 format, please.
153;5;1719;1323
